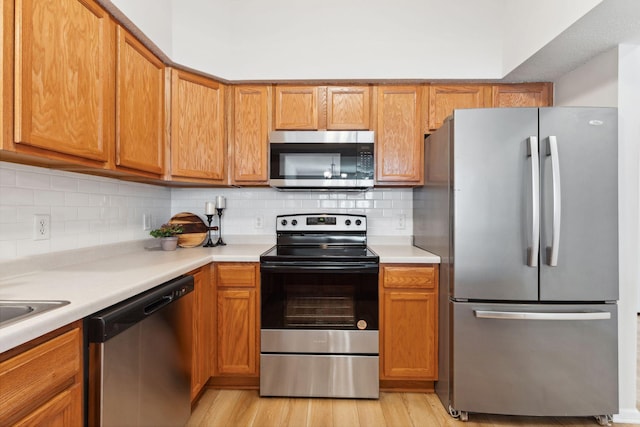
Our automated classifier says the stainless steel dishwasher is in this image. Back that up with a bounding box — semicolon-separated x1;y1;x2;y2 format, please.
86;275;194;427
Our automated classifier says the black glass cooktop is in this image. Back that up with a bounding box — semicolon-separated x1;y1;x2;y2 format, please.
260;245;378;262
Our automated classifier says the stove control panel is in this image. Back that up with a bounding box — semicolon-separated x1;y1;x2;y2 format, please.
276;213;367;232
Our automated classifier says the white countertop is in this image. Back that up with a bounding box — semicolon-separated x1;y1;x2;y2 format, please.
0;241;438;353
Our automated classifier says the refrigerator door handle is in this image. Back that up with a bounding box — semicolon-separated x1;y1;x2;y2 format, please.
546;136;562;266
527;136;540;267
474;310;611;321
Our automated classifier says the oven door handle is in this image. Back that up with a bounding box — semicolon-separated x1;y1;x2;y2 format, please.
260;263;379;273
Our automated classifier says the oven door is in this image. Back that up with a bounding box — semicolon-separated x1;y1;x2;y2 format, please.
260;261;380;398
260;262;379;332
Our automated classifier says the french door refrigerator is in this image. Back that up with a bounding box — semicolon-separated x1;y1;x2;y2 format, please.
413;107;618;424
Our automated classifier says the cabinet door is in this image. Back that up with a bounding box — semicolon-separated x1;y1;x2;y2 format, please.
190;266;212;400
232;85;270;184
375;85;423;184
116;27;164;176
382;290;437;379
13;0;114;163
274;86;318;129
216;289;257;375
326;86;370;130
0;326;82;426
13;384;82;427
170;69;225;183
428;85;489;131
492;83;552;108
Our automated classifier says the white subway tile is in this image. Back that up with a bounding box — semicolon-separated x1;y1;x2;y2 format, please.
0;206;17;223
1;187;34;206
15;170;51;189
0;240;17;260
65;192;90;206
34;190;65;206
0;167;16;186
51;175;78;192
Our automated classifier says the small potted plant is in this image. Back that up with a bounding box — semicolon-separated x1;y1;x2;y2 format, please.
150;223;184;251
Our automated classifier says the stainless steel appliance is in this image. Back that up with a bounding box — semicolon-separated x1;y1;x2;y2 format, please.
260;213;380;398
413;107;618;425
268;131;374;190
86;276;194;427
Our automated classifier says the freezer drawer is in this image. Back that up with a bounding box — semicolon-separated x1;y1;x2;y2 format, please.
450;302;618;417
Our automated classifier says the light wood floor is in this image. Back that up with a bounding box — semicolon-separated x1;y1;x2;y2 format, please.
188;389;632;427
189;316;640;426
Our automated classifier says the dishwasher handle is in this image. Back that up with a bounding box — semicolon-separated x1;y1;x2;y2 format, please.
144;295;174;315
87;275;194;343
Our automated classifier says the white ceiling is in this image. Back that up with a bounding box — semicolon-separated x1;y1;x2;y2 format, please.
504;0;640;82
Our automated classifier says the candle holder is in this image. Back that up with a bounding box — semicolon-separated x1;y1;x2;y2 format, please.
215;208;226;246
203;214;219;247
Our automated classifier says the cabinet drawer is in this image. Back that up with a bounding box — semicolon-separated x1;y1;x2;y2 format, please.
382;265;436;289
0;328;81;425
216;263;258;288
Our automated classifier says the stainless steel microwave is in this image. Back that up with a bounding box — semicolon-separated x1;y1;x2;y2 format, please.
268;130;374;190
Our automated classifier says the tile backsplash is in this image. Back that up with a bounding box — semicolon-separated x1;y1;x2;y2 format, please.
0;162;171;260
0;161;413;260
170;187;413;240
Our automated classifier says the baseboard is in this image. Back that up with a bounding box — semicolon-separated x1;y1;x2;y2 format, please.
613;408;640;424
379;380;435;393
208;376;259;389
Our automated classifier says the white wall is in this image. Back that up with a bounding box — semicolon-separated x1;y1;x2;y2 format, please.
0;162;171;260
109;0;173;56
554;45;640;423
101;0;593;81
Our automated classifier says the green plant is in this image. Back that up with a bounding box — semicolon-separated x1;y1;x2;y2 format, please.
149;223;184;238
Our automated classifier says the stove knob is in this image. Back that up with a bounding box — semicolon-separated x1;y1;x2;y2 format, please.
291;219;298;226
345;219;351;226
281;219;288;226
355;219;362;226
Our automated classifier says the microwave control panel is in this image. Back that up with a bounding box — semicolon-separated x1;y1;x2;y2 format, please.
356;144;374;179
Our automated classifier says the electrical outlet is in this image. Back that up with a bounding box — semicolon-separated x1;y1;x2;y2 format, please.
395;214;406;230
143;214;152;230
254;216;264;229
33;214;51;240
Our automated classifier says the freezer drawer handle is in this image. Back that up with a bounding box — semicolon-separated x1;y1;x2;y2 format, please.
474;310;611;321
546;136;562;266
527;136;540;267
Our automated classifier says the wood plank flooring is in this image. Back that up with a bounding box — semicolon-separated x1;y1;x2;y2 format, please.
188;389;631;427
189;315;640;426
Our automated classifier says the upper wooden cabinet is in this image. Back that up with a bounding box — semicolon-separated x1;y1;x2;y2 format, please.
274;86;318;130
10;0;115;166
375;85;424;185
427;85;490;131
170;69;226;184
274;85;371;130
492;83;553;108
231;85;271;185
115;27;165;177
326;86;370;130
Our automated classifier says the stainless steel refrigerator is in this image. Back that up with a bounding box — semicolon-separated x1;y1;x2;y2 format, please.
413;107;618;424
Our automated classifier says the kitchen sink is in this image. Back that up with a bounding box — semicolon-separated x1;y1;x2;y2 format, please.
0;300;70;327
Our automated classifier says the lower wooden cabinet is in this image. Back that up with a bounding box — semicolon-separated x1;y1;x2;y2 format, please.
0;322;83;426
189;265;213;401
380;264;438;390
212;262;259;387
